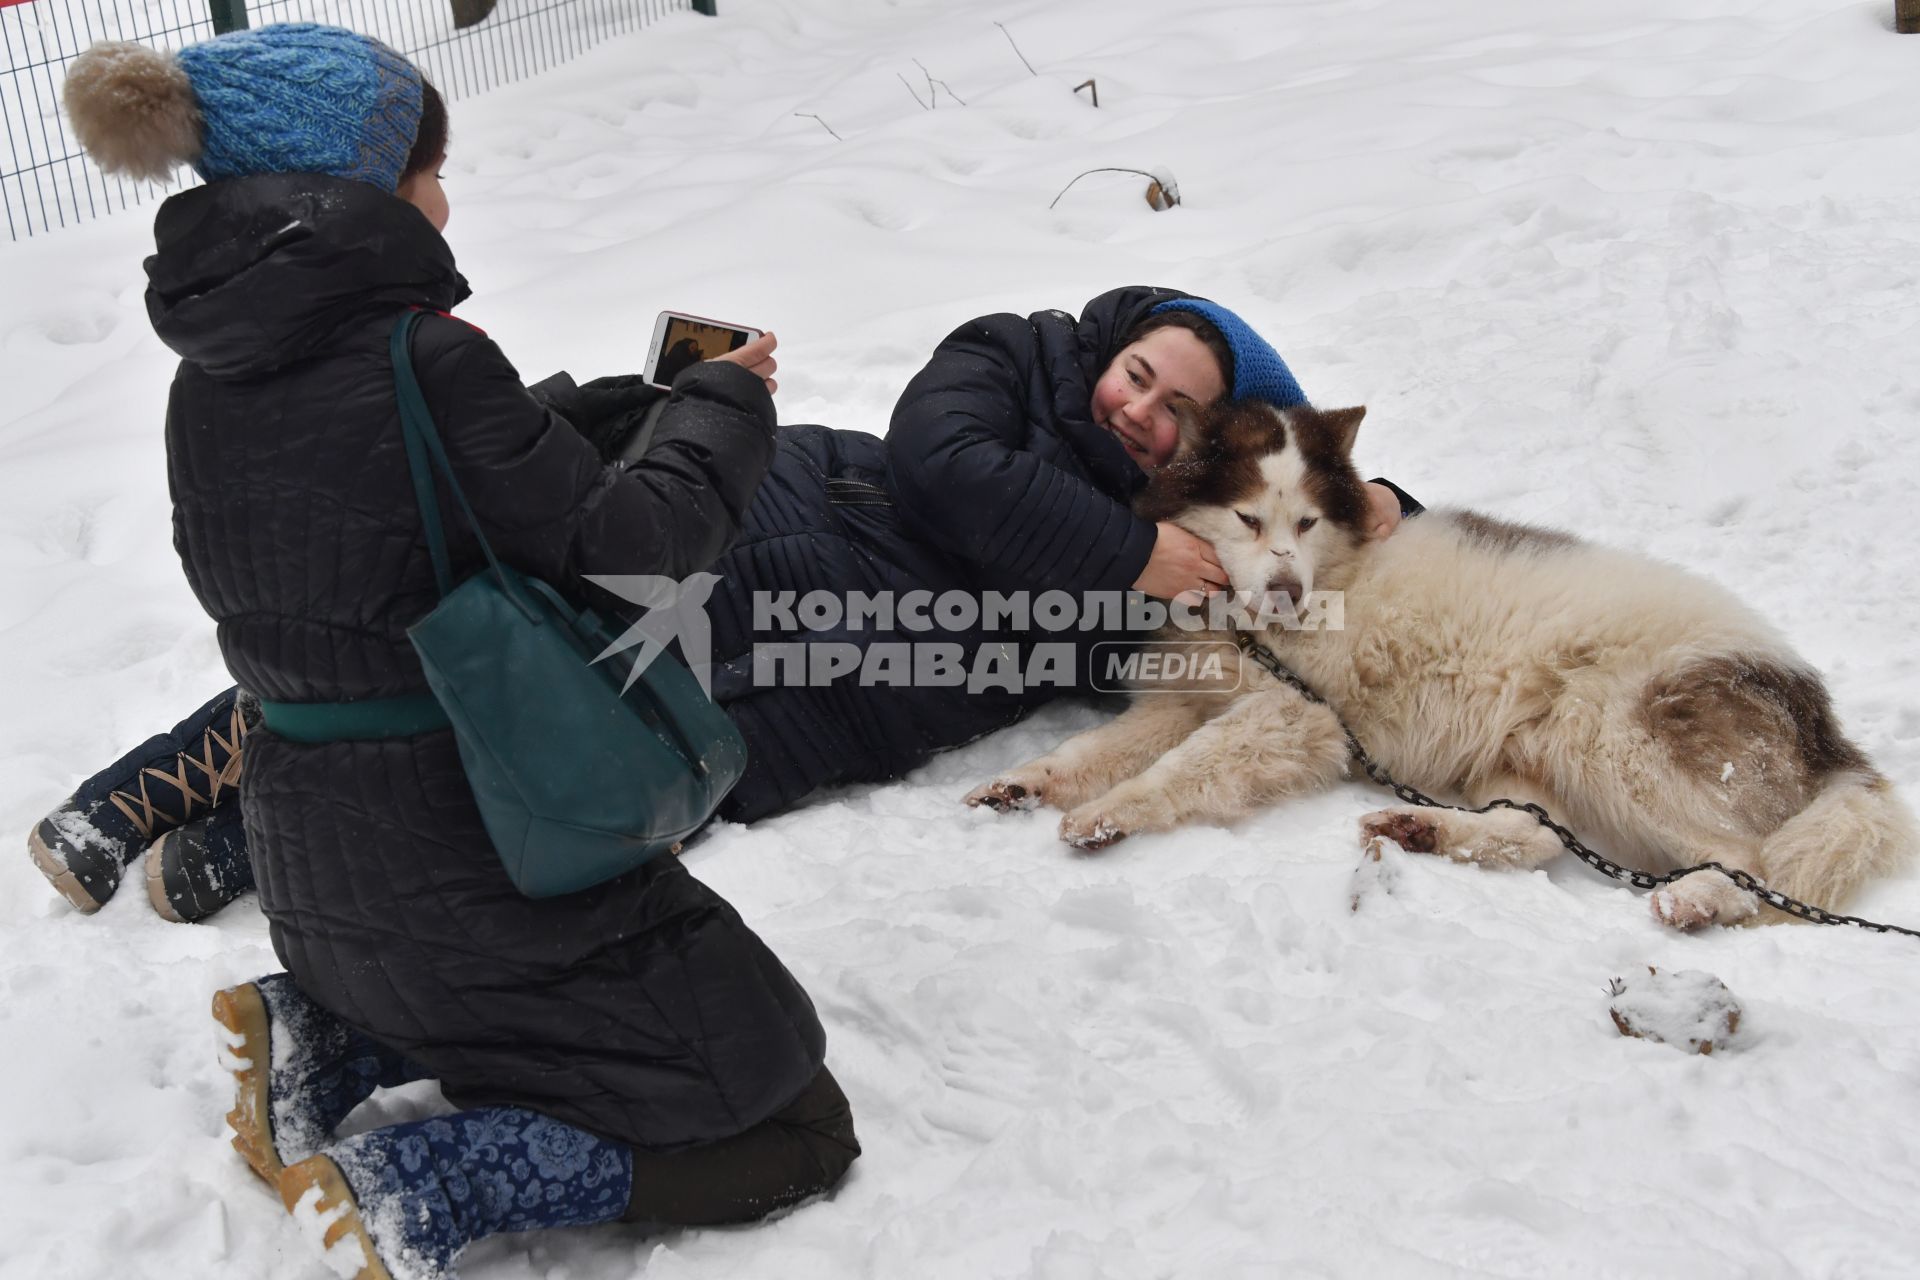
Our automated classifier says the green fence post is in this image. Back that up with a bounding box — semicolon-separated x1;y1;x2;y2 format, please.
209;0;250;34
692;0;717;14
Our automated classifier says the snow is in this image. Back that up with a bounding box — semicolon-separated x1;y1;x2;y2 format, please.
5;0;1920;1276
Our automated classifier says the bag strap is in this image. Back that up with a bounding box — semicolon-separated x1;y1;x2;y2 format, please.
389;311;534;618
391;312;454;594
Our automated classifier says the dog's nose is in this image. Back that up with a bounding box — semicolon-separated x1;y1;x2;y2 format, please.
1265;575;1303;605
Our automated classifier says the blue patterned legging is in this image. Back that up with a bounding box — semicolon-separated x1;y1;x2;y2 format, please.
255;973;858;1273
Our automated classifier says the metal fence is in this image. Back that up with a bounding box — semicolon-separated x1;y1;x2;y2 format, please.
1;0;700;242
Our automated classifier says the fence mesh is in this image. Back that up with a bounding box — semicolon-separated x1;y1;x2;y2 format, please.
1;0;692;242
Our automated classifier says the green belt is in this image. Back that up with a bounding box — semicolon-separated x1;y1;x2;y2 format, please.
258;692;452;743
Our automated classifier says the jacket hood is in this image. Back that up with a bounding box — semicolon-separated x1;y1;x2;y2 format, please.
1077;284;1191;372
145;173;468;378
1032;285;1193;500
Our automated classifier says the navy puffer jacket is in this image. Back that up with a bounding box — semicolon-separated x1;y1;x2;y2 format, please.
707;286;1187;820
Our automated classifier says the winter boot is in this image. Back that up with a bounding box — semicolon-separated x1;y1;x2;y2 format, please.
212;973;431;1185
146;802;254;923
279;1107;635;1279
27;689;253;912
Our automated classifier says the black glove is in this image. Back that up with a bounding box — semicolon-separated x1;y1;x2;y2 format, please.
529;372;668;462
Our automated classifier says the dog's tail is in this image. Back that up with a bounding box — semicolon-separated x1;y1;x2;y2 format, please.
1761;770;1916;915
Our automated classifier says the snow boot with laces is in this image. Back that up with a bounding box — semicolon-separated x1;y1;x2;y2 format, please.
147;801;254;922
27;689;254;912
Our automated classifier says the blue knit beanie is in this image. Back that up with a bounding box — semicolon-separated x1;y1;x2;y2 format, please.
1151;298;1307;408
175;24;423;192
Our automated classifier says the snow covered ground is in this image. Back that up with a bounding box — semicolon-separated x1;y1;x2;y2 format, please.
5;0;1920;1275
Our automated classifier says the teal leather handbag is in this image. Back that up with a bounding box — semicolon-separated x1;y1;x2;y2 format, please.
389;310;746;897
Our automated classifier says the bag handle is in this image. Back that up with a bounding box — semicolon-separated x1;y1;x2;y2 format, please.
390;311;536;620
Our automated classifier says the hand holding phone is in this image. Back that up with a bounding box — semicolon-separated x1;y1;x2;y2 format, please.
644;310;771;391
709;331;778;395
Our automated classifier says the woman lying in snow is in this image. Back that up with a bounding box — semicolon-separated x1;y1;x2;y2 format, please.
32;293;1421;922
31;298;1420;917
42;21;1418;1280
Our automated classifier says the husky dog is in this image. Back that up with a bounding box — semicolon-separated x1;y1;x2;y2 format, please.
967;401;1914;929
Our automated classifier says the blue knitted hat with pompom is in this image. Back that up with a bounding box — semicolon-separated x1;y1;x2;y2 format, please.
1151;298;1307;408
175;23;423;192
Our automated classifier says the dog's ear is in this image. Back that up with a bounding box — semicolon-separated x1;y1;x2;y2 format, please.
1315;406;1366;456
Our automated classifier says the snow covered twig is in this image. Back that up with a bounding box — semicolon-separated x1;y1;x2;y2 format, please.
1049;166;1180;211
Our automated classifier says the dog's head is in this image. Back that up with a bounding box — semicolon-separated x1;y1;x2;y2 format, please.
1138;400;1373;607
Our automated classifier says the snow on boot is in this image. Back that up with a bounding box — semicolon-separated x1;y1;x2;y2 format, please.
26;798;143;915
146;801;254;923
278;1155;395;1280
212;973;430;1184
283;1107;635;1279
26;689;252;912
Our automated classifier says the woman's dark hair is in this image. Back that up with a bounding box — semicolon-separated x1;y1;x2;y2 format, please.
1120;308;1235;395
402;80;448;180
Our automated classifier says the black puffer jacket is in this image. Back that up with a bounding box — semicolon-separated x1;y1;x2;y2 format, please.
153;174;824;1150
704;286;1185;821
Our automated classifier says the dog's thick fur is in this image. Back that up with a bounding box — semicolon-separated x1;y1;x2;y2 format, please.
968;401;1915;929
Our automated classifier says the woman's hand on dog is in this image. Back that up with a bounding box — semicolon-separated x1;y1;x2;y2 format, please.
1135;522;1228;601
712;331;779;394
1364;481;1403;539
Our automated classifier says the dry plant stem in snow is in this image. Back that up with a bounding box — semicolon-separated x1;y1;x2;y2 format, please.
794;112;842;140
914;59;967;107
994;20;1039;75
1048;167;1180;211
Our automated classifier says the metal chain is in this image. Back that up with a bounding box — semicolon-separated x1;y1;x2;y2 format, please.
1231;632;1920;939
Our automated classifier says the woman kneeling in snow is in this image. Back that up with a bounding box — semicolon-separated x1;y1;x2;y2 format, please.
57;25;853;1279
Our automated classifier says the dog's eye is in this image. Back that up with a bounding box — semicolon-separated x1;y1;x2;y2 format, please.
1237;512;1262;533
1296;517;1318;535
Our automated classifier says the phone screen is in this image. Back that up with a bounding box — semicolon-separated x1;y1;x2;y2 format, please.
653;316;754;387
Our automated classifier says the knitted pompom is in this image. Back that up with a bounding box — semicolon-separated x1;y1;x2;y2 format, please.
64;42;202;181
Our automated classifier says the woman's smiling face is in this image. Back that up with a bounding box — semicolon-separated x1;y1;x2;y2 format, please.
1089;326;1228;471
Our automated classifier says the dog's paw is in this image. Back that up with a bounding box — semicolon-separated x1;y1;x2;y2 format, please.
1359;805;1560;869
1058;807;1128;851
1359;808;1439;854
964;777;1041;813
1651;871;1758;931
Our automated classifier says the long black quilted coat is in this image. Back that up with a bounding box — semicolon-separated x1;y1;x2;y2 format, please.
708;285;1188;820
153;174;825;1150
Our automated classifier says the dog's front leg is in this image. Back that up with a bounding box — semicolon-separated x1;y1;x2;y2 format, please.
964;695;1217;815
1057;688;1349;849
1358;775;1567;870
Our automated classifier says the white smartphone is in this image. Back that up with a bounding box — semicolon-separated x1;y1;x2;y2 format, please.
643;310;764;389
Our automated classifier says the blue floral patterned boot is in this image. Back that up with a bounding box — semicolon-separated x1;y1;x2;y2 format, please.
278;1108;634;1280
212;973;429;1184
